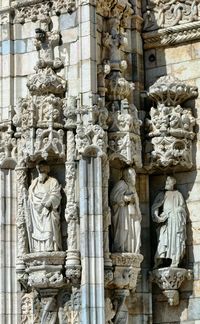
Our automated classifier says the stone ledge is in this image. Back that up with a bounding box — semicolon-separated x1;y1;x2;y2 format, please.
143;21;200;49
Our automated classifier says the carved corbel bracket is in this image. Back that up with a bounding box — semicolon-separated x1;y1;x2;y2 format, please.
150;267;192;306
107;253;143;291
23;252;66;289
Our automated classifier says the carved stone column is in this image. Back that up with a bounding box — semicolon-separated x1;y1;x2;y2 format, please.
15;166;28;279
65;130;81;285
79;156;105;323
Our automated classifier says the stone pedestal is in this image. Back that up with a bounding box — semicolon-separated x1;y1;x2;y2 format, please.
151;267;192;306
23;252;66;289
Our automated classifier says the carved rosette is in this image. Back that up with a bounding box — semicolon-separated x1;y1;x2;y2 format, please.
151;267;192;306
145;76;198;170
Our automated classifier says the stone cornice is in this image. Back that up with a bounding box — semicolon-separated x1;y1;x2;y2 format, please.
143;21;200;49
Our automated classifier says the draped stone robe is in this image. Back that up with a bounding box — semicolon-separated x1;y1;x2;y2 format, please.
152;190;186;266
110;179;141;253
28;176;62;252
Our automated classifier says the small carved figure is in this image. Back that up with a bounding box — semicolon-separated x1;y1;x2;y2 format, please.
28;161;62;252
110;168;142;253
152;176;187;268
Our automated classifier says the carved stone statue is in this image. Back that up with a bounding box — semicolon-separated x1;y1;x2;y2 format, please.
110;168;141;253
152;176;187;268
27;161;62;252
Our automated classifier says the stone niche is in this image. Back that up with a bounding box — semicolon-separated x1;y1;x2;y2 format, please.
145;75;198;171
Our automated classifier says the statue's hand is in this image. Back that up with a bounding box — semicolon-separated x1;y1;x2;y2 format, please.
154;212;168;223
124;193;135;203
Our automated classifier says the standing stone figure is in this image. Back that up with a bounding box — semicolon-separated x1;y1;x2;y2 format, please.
110;168;142;253
28;161;62;252
152;176;187;268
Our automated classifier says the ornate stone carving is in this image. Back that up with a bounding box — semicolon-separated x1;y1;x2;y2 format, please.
97;0;142;168
40;289;59;324
63;97;77;129
109;253;143;290
105;297;116;324
0;9;12;25
151;267;192;306
106;252;143;323
21;292;40;324
112;289;129;324
16;167;29;281
23;252;65;289
13;27;66;164
0;122;16;167
97;0;133;20
58;288;81;323
152;176;187;268
145;76;197;170
76;123;107;157
52;0;76;14
12;0;77;24
143;0;200;31
101;11;134;102
27;29;66;97
65;132;81;284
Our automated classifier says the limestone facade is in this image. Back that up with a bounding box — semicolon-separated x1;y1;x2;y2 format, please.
0;0;200;323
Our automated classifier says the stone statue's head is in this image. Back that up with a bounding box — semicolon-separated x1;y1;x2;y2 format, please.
123;167;136;186
165;176;176;191
36;160;50;183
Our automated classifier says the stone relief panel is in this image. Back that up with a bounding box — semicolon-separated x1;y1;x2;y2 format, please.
145;75;198;170
11;0;77;24
143;0;200;31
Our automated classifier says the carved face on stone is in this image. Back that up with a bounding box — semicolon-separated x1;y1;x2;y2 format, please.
36;161;50;183
165;176;176;191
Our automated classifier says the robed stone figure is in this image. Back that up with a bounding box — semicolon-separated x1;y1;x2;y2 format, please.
152;176;186;268
110;168;142;253
28;161;62;252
